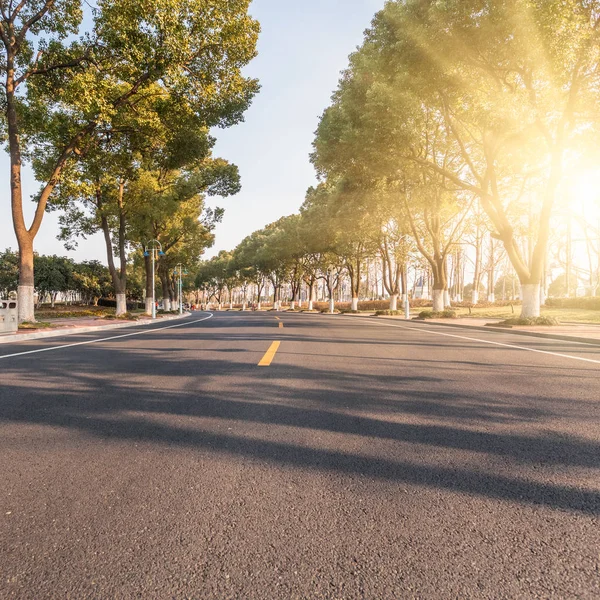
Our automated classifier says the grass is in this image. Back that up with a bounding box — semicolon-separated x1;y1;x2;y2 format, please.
35;305;115;320
18;321;54;330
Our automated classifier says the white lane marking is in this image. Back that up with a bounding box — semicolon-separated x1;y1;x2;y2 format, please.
0;313;214;360
331;315;600;365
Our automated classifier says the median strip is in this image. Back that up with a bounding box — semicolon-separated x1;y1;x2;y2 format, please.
258;341;281;366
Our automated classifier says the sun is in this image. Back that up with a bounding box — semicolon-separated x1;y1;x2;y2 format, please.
569;169;600;218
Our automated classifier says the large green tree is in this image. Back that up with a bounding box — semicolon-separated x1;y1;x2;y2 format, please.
314;0;600;317
1;0;259;321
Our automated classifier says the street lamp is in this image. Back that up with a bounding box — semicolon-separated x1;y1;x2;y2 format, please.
173;263;187;315
144;240;164;319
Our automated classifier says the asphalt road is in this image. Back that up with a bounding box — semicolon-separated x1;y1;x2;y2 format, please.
1;311;599;599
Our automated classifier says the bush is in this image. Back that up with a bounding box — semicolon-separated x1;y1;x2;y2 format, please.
500;316;560;326
339;309;359;314
19;321;53;329
418;309;457;319
375;310;403;316
121;312;139;321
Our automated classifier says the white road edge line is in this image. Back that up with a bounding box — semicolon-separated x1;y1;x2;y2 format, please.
331;315;600;365
0;313;214;360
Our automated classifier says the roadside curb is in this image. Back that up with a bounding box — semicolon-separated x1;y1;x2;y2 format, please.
371;315;600;347
0;312;191;345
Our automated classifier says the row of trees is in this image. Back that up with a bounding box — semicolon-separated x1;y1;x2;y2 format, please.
0;249;112;307
196;0;600;317
308;0;600;317
1;0;260;321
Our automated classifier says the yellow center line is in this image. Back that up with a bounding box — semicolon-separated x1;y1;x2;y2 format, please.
258;341;281;366
274;316;280;320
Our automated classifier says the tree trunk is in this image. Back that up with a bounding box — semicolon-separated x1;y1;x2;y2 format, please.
351;297;359;311
521;284;541;318
16;239;35;322
389;294;398;311
328;298;335;314
443;289;451;308
116;293;127;316
432;289;444;312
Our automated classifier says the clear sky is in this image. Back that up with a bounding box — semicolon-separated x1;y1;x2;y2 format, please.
0;0;386;262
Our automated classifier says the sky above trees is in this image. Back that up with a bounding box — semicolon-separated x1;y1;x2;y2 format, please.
0;0;386;262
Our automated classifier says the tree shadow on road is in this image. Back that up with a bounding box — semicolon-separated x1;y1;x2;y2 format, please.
1;313;599;515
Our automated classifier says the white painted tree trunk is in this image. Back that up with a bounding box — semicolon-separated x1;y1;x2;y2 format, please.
351;297;359;311
230;301;233;310
163;299;170;311
116;293;127;317
432;289;444;312
242;302;247;311
520;284;541;318
402;293;408;309
257;301;261;310
290;301;296;310
308;299;313;311
488;293;495;303
443;290;451;308
328;298;335;313
145;297;153;316
17;285;35;322
389;294;398;311
471;290;479;305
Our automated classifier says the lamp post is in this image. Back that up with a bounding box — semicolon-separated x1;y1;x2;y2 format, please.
174;263;185;315
144;240;164;320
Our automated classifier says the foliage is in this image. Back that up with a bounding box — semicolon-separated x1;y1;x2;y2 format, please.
418;310;458;320
499;316;560;326
0;248;19;296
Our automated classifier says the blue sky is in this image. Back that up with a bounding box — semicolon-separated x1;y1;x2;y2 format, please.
0;0;386;261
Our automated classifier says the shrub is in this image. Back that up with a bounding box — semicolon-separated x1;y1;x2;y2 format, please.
19;321;53;329
419;309;457;319
500;316;560;326
375;310;403;316
121;312;139;321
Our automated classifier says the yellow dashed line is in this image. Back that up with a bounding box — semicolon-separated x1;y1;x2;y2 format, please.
279;322;284;329
258;341;281;366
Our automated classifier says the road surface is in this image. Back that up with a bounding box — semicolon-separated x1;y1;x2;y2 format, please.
1;311;599;598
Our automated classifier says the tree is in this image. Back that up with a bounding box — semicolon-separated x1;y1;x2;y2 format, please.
71;260;112;305
316;0;600;316
34;254;73;307
1;0;259;321
0;248;19;297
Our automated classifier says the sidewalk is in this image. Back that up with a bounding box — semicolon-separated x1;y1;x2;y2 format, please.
0;312;190;345
339;313;600;346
